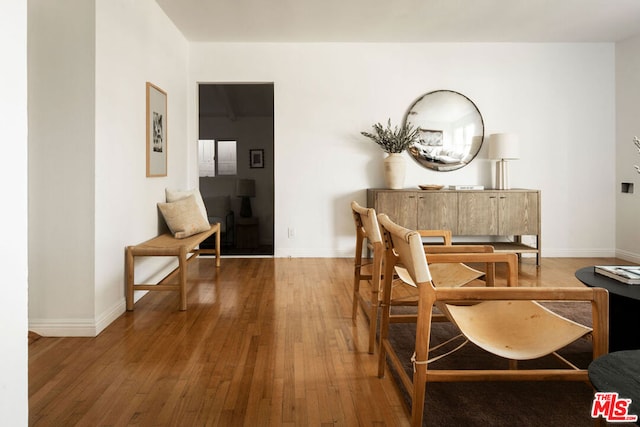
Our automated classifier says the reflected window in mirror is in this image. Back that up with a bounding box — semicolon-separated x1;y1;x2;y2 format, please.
405;90;484;172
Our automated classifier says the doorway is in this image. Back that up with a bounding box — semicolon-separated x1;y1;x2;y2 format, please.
198;83;274;255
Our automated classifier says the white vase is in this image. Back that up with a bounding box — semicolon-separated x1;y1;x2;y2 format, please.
384;153;406;189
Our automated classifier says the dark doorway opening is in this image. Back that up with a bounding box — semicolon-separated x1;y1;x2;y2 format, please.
198;83;274;256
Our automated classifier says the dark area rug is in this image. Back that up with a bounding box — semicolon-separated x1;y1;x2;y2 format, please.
386;302;602;427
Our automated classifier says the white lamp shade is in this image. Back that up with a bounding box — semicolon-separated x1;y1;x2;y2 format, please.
488;133;520;160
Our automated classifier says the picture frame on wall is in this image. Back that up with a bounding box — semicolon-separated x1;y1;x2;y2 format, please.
146;82;167;177
250;149;264;168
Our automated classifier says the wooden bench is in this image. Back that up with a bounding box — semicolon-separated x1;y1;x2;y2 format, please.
125;223;221;311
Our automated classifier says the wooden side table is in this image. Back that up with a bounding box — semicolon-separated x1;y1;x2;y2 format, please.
236;217;259;249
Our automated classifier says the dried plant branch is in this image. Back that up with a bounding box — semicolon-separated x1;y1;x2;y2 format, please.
361;119;420;154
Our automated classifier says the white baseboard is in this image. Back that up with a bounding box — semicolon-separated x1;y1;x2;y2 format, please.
541;248;617;258
29;318;98;337
95;299;127;335
263;247;637;260
615;249;640;263
274;248;353;258
29;299;126;337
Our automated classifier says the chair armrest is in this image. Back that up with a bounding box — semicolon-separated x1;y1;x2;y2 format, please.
434;286;607;302
418;229;452;245
424;245;494;254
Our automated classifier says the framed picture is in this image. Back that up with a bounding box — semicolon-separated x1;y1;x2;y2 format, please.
146;82;167;177
250;149;264;168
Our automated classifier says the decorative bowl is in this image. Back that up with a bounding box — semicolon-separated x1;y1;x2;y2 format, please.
418;184;444;190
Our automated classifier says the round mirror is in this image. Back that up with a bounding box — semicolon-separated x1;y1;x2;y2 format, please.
404;90;484;172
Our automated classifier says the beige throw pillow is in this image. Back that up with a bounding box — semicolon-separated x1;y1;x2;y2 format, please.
158;194;211;239
165;188;208;222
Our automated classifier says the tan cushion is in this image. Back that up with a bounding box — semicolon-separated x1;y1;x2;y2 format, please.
165;188;208;222
158;194;211;239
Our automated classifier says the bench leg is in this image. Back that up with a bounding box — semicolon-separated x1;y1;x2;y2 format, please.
179;247;187;311
215;224;221;267
125;247;134;311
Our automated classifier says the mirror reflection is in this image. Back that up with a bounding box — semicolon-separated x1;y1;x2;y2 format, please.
404;90;484;172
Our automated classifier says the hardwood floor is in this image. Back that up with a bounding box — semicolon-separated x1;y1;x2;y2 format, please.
29;256;621;426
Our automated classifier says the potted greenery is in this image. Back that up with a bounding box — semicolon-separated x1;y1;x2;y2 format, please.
361;119;420;189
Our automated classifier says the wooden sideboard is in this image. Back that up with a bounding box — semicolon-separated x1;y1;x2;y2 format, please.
367;188;541;265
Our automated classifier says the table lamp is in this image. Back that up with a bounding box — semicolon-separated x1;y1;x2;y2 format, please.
236;178;256;218
488;133;520;190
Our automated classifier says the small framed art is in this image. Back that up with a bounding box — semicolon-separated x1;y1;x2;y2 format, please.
250;149;264;168
146;82;167;177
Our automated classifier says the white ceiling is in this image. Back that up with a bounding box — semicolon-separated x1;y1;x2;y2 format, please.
156;0;640;43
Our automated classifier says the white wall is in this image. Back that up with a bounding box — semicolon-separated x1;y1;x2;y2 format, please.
189;43;616;258
28;0;189;336
94;0;189;329
1;1;28;423
616;34;640;263
28;0;97;334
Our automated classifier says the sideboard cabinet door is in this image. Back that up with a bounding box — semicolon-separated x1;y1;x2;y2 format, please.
457;192;499;235
498;191;539;235
373;191;418;229
417;192;458;233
